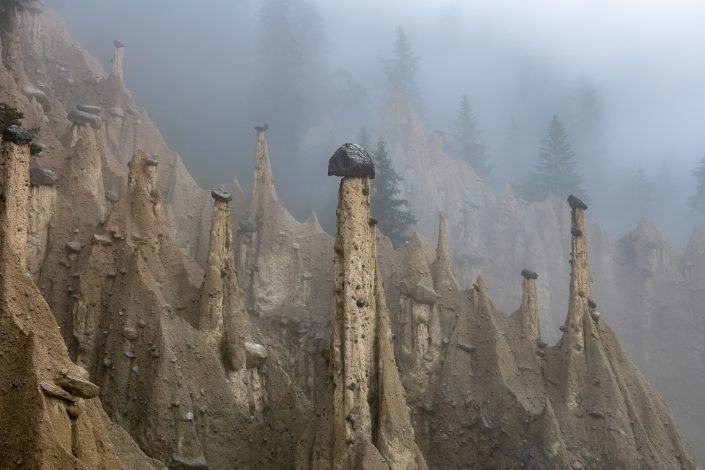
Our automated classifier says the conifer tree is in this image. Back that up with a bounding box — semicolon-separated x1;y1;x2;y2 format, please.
385;27;419;100
451;95;490;178
370;139;416;246
688;157;705;223
517;115;586;202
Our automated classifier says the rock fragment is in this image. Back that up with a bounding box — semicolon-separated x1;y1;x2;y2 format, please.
67;108;102;129
55;374;100;399
29;167;58;186
245;342;268;369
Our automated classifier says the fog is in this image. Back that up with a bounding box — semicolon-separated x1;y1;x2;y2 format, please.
47;0;705;245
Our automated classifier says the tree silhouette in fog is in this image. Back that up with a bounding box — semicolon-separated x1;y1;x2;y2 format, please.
688;156;705;224
370;139;416;246
516;115;586;203
385;27;419;101
451;94;490;178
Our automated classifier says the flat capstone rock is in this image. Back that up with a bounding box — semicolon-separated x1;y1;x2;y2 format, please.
210;188;233;202
146;158;159;167
328;143;375;179
76;104;103;115
521;269;539;280
254;124;268;133
67;109;102;129
2;125;33;145
55;374;100;399
567;194;588;211
29;167;59;186
40;382;77;403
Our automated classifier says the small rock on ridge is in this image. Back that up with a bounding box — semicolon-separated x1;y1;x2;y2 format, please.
210;188;233;202
567;194;588;211
328;143;375;179
254;124;268;132
55;374;100;399
67;109;102;129
245;342;268;369
521;269;538;280
2;125;33;145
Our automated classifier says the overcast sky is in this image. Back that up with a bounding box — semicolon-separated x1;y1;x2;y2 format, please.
47;0;705;244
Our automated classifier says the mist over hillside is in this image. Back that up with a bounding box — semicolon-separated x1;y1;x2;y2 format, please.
47;0;705;245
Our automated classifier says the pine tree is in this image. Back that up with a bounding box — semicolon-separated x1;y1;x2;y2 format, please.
370;139;416;246
385;27;419;100
0;103;41;155
688;157;705;223
517;115;586;202
451;95;490;178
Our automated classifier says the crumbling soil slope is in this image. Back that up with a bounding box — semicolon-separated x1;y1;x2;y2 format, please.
0;134;164;470
72;150;308;469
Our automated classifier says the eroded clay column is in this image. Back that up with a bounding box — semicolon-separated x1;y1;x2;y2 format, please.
519;269;540;343
110;39;125;83
0;126;32;268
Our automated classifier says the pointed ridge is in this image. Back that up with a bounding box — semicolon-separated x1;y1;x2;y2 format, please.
250;125;278;204
431;213;458;293
304;211;323;232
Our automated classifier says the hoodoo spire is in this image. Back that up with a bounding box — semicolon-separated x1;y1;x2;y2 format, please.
0;126;32;267
561;194;593;409
303;143;427;469
519;269;540;342
431;213;458;294
198;188;245;368
251;124;277;204
110;39;125;83
564;194;592;349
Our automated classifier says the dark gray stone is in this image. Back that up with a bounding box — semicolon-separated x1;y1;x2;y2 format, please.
29;167;58;186
146;158;159;167
571;227;582;237
55;374;100;399
68;109;102;129
40;382;77;403
590;310;601;322
105;190;120;203
76;104;103;115
2;125;33;145
521;269;538;280
567;194;588;211
328;143;375;179
66;241;82;253
210;188;233;202
21;86;51;111
171;454;208;470
254;124;268;133
588;299;597;309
